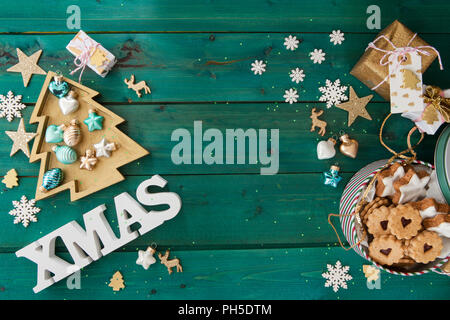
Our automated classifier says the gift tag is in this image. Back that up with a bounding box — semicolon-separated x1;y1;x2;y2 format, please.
389;51;424;114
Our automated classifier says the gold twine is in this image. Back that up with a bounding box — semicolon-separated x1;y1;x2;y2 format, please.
328;113;424;250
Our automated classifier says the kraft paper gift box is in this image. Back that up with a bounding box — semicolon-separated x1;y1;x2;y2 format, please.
350;20;437;101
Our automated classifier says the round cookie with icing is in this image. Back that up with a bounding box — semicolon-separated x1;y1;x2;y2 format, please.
406;230;443;264
367;206;391;236
388;204;422;240
369;235;405;266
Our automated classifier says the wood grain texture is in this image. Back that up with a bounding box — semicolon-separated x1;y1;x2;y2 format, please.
1;1;449;299
1;249;449;300
1;0;450;33
0;103;439;176
0;33;448;103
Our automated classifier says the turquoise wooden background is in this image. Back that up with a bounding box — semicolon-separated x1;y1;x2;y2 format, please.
0;0;449;299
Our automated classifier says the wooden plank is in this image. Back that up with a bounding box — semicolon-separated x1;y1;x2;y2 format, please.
1;248;449;299
1;0;450;33
0;103;439;176
0;33;448;103
0;174;350;250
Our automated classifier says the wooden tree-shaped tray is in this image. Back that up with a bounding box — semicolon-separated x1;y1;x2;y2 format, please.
30;71;149;201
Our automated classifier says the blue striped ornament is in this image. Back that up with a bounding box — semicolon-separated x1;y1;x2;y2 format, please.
40;168;64;192
52;145;77;164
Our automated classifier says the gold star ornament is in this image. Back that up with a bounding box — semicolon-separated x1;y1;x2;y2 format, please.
336;86;373;127
5;118;37;157
7;48;46;87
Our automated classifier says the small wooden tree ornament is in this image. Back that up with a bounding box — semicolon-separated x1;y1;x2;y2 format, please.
158;250;183;275
108;271;125;291
310;108;327;136
2;169;19;188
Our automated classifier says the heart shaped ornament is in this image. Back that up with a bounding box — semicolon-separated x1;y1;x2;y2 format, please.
317;138;336;160
58;90;79;115
45;125;64;143
339;134;359;159
48;75;69;98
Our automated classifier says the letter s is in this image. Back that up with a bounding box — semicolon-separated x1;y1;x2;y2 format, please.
136;175;182;222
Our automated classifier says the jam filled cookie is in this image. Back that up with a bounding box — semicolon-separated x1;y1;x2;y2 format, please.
366;206;391;236
406;230;443;264
369;235;405;265
388;204;422;240
360;197;391;223
392;169;430;204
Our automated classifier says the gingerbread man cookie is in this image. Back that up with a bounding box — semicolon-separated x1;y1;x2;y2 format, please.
366;206;391;236
388;204;422;240
369;235;405;266
406;230;443;264
392;169;430;204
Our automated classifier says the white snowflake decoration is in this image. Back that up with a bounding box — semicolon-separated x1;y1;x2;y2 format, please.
283;88;299;104
284;35;300;51
9;195;41;227
0;91;26;122
251;60;266;75
329;30;345;45
319;79;348;108
309;49;326;64
289;68;305;84
322;260;353;292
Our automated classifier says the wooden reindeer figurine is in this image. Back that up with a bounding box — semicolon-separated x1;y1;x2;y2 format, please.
158;250;183;275
124;74;151;98
310;108;327;136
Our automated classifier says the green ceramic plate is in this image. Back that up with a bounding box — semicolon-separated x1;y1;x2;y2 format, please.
435;124;450;204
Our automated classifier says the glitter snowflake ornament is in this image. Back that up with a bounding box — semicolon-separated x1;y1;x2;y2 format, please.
322;260;353;292
283;88;299;104
309;49;326;64
284;35;300;51
329;30;345;45
319;79;348;108
289;68;305;84
9;195;41;227
251;60;266;75
0;91;26;122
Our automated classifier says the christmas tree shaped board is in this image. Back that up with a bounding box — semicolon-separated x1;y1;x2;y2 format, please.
30;71;149;201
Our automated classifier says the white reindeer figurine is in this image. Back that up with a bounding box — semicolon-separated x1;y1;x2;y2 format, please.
124;74;151;98
158;250;183;275
310;108;327;136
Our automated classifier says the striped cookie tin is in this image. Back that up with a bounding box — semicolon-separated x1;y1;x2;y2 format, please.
339;159;449;276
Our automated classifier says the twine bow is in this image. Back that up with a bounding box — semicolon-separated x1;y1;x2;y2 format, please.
70;36;99;83
422;85;450;124
366;34;443;90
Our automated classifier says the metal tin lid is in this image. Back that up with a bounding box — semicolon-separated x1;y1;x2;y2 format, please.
434;124;450;203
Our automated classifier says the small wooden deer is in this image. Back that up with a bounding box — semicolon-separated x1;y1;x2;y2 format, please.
310;108;327;136
124;74;151;98
158;250;183;275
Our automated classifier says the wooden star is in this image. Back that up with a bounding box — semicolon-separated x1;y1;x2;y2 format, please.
5;118;37;157
336;86;373;127
7;48;46;87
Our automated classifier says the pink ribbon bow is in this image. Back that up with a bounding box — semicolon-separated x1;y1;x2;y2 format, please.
70;37;99;83
365;33;443;90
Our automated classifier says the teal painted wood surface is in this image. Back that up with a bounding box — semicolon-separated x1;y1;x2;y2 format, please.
0;1;449;300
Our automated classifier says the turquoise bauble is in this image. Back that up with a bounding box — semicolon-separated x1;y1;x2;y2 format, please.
45;125;64;143
40;168;64;192
52;145;77;164
49;76;70;98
